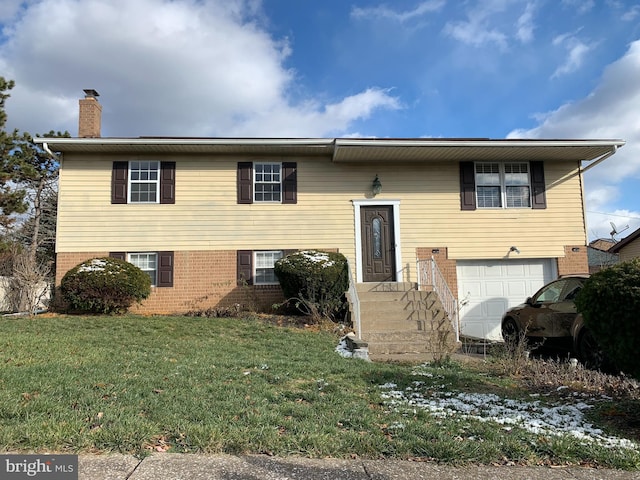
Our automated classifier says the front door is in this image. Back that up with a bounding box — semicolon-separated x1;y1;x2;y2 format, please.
361;206;396;282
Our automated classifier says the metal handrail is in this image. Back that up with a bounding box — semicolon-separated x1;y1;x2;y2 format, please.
346;260;361;339
417;257;459;342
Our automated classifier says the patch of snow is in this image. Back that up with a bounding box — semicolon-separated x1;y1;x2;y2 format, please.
335;338;353;358
78;259;109;272
282;250;336;267
379;374;638;451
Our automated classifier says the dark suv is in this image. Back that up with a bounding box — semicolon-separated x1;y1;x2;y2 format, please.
500;275;607;368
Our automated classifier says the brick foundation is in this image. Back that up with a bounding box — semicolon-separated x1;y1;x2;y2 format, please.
556;245;589;277
55;251;286;314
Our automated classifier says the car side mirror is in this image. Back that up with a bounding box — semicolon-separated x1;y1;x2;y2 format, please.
526;297;541;308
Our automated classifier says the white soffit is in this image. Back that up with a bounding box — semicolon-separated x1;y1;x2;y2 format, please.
35;137;625;164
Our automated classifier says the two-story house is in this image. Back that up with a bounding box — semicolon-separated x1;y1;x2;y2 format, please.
36;91;624;357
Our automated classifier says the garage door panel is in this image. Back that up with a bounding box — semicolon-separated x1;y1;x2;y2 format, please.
505;263;527;276
457;264;481;278
505;281;528;298
485;281;506;297
457;259;556;341
483;265;504;278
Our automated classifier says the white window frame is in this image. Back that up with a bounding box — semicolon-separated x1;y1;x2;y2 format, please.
254;250;283;285
128;252;158;286
129;161;160;204
475;162;531;209
254;163;282;203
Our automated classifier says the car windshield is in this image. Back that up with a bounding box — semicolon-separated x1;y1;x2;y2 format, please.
534;280;566;303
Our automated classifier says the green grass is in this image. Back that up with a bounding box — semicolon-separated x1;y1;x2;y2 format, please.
0;314;638;469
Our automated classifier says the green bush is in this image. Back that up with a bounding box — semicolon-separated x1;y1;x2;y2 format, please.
60;257;151;314
274;250;349;322
575;258;640;379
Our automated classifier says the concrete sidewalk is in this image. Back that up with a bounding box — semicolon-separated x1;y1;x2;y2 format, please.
79;454;639;480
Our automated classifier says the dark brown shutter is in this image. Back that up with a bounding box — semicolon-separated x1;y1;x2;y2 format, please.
112;162;128;204
459;161;476;210
282;162;297;204
237;162;253;204
530;161;547;209
157;251;174;287
237;250;253;285
160;162;176;204
109;252;126;261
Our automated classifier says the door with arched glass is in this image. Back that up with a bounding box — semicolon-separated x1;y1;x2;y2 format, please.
361;206;396;282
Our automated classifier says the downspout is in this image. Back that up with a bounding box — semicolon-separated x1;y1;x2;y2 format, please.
580;146;617;174
42;142;54;156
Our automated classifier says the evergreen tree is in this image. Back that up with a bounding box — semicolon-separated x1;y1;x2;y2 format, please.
0;76;67;311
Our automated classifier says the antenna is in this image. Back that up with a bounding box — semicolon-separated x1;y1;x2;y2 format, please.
610;222;630;239
610;222;618;237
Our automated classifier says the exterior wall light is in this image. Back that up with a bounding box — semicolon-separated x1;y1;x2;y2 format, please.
372;175;382;196
510;246;520;254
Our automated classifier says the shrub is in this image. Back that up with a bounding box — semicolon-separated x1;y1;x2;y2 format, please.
575;258;640;379
60;257;151;314
274;250;349;322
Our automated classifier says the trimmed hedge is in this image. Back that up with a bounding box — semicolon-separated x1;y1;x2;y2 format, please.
274;250;349;321
61;257;151;314
575;258;640;379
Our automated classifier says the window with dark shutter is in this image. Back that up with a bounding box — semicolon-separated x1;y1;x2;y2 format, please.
282;162;297;204
109;252;127;261
237;162;253;204
112;162;128;204
237;250;253;285
160;162;176;204
459;161;476;210
530;161;547;209
157;251;174;287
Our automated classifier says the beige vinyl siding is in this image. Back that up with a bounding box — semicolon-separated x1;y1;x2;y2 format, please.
618;241;640;262
57;154;586;270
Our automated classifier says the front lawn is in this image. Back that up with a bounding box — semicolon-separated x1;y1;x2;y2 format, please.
0;314;638;469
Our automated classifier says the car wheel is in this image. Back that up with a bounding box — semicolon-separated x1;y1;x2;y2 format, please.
577;329;604;370
501;318;520;344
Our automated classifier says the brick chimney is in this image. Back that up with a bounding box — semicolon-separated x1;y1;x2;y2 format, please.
78;89;102;138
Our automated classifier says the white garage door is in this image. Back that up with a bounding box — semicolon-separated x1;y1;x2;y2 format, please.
457;259;556;341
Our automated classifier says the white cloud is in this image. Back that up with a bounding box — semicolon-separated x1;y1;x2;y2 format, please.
0;0;26;22
443;20;508;50
585;209;640;242
442;0;539;50
515;2;536;43
562;0;595;15
226;88;401;137
550;30;596;78
351;1;445;22
509;40;640;239
1;0;400;137
621;5;640;21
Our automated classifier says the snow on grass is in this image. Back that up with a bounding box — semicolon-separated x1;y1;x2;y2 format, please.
378;363;638;451
335;337;353;358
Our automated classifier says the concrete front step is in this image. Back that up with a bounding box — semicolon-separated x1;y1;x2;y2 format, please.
358;290;431;302
351;282;457;358
364;330;458;356
365;331;444;342
355;282;416;293
362;318;431;332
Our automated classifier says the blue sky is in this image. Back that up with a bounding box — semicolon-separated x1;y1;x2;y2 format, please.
0;0;639;240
